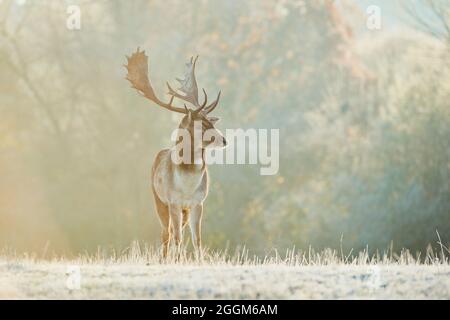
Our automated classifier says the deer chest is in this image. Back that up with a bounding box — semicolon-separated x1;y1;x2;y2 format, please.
153;158;208;207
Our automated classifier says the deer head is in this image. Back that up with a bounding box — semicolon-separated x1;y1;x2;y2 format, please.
124;48;226;152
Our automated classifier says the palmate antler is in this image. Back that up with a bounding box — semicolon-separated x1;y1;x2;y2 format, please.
124;48;221;115
124;48;185;113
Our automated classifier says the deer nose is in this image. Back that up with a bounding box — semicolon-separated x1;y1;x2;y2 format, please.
222;137;227;146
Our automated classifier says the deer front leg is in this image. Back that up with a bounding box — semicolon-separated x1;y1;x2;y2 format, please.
189;204;203;261
161;228;170;260
153;190;170;260
169;204;183;260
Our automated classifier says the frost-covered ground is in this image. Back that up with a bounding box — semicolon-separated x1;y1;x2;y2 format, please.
0;261;449;299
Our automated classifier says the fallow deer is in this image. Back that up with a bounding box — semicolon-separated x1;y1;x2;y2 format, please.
124;48;226;259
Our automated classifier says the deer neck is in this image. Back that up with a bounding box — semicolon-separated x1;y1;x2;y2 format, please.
173;141;206;172
170;142;206;196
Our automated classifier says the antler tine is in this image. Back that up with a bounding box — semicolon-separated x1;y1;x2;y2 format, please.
201;88;208;107
167;82;194;104
194;88;208;114
144;89;186;114
204;91;221;114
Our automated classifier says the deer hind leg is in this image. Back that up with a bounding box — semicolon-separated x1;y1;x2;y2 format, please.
189;204;203;261
169;204;183;260
153;190;170;260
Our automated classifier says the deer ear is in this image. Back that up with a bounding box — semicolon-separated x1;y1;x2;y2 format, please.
207;116;220;125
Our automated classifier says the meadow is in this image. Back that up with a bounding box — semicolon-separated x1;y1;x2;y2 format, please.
1;243;449;299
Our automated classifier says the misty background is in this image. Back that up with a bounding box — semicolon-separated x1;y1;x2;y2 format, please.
0;0;449;256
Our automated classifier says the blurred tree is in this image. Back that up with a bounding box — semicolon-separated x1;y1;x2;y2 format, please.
0;0;448;256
